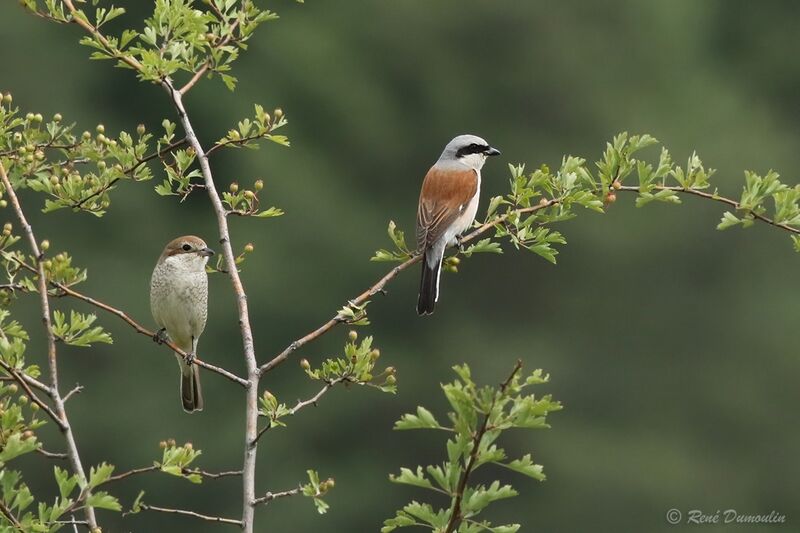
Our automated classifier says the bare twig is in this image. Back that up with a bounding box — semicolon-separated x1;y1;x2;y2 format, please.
252;486;301;506
63;384;83;403
617;185;800;235
106;465;242;484
137;504;243;527
0;161;98;529
444;360;523;533
163;79;261;533
259;200;559;375
36;447;69;460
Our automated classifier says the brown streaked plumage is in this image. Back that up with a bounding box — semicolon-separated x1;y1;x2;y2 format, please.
415;135;500;315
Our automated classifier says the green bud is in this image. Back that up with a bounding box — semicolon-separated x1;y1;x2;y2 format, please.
30;402;39;412
53;113;62;122
244;243;254;253
25;113;33;121
254;179;264;191
274;108;284;119
12;132;21;143
300;358;311;370
136;124;146;136
1;93;11;104
244;190;255;200
40;239;50;251
33;113;43;123
18;395;28;404
385;375;396;385
348;330;358;341
8;383;18;394
82;131;91;140
96;124;105;134
229;182;239;193
96;134;106;144
3;223;12;235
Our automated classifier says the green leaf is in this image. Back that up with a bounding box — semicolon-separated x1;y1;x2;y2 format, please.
86;491;121;511
395;406;444;430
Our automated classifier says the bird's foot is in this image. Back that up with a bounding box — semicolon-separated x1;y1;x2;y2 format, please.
184;351;196;365
153;328;168;344
455;235;467;253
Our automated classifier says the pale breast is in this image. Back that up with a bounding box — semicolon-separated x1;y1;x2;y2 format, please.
150;263;208;350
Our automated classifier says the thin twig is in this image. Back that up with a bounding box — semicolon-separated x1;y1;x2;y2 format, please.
138;504;243;527
252;486;301;506
163;78;261;533
36;447;69;460
106;465;242;484
444;360;523;533
178;20;241;95
259;200;559;375
0;161;97;529
0;499;21;529
617;185;800;235
63;384;83;403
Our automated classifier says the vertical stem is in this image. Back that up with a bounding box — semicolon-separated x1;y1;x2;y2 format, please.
0;162;98;530
162;80;259;532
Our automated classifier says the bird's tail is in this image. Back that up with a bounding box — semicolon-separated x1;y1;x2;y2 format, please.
179;358;204;413
417;250;442;315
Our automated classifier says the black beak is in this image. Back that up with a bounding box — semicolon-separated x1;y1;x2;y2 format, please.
199;247;215;257
485;146;501;156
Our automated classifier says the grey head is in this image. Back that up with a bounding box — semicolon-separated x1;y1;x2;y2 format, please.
436;134;501;171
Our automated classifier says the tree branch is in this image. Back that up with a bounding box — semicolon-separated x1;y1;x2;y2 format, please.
162;78;261;533
106;465;242;484
252;486;301;506
259;200;559;375
617;185;800;235
444;360;523;533
136;504;243;527
0;161;98;529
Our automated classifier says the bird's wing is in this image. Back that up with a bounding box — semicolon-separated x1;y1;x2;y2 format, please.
416;166;478;251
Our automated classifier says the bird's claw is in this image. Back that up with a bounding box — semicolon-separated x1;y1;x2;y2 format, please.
153;328;168;344
455;235;466;253
184;352;196;365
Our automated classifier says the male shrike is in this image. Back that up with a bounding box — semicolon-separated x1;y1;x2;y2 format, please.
416;134;500;315
150;235;214;412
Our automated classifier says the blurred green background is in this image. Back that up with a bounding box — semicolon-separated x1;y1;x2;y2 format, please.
3;1;800;531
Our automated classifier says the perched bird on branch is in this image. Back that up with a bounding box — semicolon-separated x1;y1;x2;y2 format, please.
416;134;500;315
150;235;214;412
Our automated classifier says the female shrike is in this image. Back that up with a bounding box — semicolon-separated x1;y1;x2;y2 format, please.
416;134;500;315
150;235;214;412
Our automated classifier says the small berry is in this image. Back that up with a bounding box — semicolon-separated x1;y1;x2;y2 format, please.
274;108;283;119
229;182;239;193
244;190;255;200
30;402;39;412
244;243;254;253
96;133;106;144
96;124;105;134
3;223;13;235
40;239;50;251
22;430;34;439
612;180;622;190
33;113;43;123
159;440;167;449
605;192;617;204
53;113;62;122
8;383;17;394
25;113;33;121
18;395;28;404
385;375;396;385
12;132;22;143
82;131;91;140
538;197;550;207
348;330;358;341
254;179;264;191
2;93;11;104
184;442;193;450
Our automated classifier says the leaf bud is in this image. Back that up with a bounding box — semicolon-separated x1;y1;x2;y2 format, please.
300;358;311;370
136;123;146;136
263;390;275;403
244;243;254;253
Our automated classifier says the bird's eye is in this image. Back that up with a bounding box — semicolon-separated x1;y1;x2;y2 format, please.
182;244;192;252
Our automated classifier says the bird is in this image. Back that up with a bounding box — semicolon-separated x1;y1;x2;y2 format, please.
150;235;214;412
416;134;500;315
